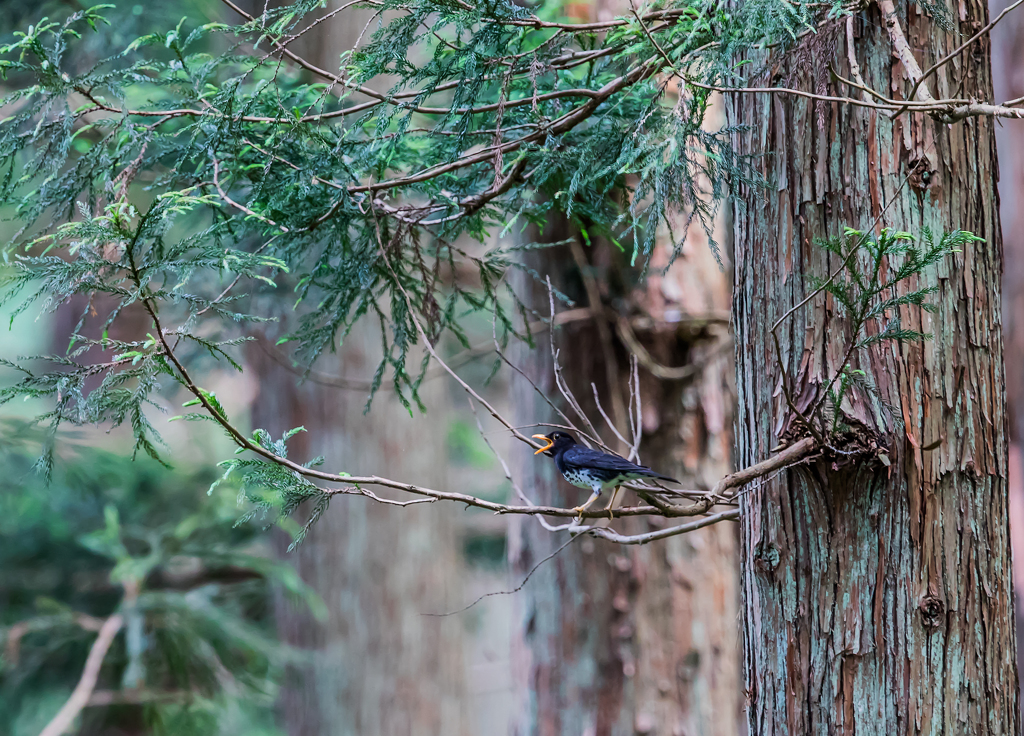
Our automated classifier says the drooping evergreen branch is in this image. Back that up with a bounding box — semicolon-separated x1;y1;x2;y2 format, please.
0;0;758;418
0;0;1014;547
98;192;794;535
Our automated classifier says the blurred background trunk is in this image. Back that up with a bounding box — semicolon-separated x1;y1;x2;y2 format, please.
259;1;744;733
248;326;471;736
508;1;742;717
509;223;741;736
246;3;472;734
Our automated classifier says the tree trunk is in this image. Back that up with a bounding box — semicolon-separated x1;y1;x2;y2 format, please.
248;4;470;733
248;326;469;736
510;171;741;735
991;0;1024;701
730;2;1019;732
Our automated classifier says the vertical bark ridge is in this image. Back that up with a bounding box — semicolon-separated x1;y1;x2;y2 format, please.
991;0;1024;705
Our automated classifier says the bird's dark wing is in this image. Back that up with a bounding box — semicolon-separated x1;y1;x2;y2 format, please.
562;446;677;482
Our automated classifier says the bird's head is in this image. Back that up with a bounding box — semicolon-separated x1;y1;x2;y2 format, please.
532;431;576;456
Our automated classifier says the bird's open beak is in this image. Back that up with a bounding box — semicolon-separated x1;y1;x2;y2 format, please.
532;434;554;455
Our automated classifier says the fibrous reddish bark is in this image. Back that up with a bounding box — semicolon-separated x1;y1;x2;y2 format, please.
991;0;1024;698
730;2;1019;732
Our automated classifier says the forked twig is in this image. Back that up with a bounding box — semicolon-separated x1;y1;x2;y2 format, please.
422;534;580;616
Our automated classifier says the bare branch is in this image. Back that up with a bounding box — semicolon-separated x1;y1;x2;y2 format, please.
714;437;817;499
584;509;740;545
371;219;539;452
38;614;124;736
592;382;633;452
628;355;642;462
423;534;580;617
546;278;606;448
569;238;628;446
944;102;1024;121
877;0;936;104
113;190;811;539
844;16;872;104
908;0;1024;105
490;310;586;442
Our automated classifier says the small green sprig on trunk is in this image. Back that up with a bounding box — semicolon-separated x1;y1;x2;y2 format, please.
809;226;980;438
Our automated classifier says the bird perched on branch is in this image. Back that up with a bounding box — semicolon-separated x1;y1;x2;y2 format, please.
532;431;678;520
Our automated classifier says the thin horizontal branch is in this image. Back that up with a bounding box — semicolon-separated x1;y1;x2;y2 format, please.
143;270;730;524
713;437;817;498
689;79;952;112
146;282;803;528
945;102;1024;121
323;481;690;517
75;86;584;126
116;178;814;540
584;509;740;545
504;6;692;32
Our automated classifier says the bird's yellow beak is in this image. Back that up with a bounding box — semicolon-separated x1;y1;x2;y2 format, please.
532;434;554;455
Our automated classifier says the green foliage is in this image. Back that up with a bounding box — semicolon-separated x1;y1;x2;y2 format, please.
810;227;979;435
212;425;332;552
0;420;319;735
0;0;840;465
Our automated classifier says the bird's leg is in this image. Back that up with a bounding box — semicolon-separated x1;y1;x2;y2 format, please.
605;486;621;520
573;488;602;521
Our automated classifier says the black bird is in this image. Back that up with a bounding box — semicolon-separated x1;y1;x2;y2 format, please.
532;431;678;518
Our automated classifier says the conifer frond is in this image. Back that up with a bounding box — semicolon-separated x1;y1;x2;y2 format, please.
811;226;970;438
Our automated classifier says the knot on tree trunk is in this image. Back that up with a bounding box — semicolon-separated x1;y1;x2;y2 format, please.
918;594;946;629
